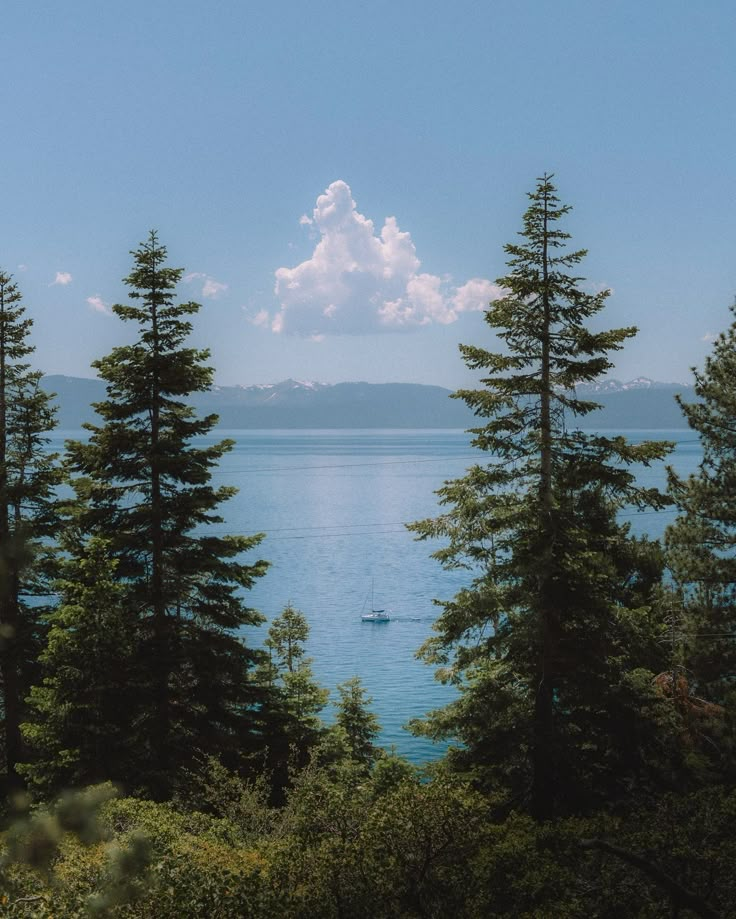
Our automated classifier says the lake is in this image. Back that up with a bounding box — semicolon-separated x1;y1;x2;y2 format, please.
53;427;703;763
201;427;703;763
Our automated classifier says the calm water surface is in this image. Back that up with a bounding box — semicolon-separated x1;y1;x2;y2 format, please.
54;428;703;763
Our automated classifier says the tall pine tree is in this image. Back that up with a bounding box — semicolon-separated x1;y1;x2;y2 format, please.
666;297;736;747
61;232;268;798
0;271;60;790
410;177;672;819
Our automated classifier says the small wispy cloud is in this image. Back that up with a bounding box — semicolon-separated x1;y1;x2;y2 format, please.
86;295;110;314
184;272;228;299
701;332;717;343
202;277;228;299
17;264;27;272
248;308;271;328
51;271;73;286
267;180;502;336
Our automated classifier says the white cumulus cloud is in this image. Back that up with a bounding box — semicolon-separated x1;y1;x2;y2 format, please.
86;295;109;314
185;272;228;299
269;180;502;336
51;271;73;286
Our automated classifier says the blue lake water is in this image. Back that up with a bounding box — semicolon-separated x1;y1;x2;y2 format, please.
53;427;703;763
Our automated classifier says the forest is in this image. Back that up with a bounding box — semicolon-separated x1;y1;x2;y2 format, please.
0;176;734;917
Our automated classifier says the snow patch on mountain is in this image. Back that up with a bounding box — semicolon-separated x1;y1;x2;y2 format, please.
575;377;691;395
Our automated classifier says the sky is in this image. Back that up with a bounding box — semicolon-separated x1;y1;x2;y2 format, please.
2;0;735;389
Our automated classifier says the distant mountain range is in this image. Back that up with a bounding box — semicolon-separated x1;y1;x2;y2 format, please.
42;375;696;430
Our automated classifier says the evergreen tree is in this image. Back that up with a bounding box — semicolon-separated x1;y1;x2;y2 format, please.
0;271;60;789
20;538;139;796
62;232;268;798
334;676;381;770
266;601;309;675
409;176;672;819
260;603;328;761
666;297;736;744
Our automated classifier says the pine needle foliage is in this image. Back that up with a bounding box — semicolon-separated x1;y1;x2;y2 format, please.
266;605;328;739
0;271;60;789
256;603;328;791
334;676;381;770
62;232;268;798
409;176;673;819
666;297;736;727
21;539;139;795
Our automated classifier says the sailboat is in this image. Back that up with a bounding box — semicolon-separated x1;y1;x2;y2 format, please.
361;580;391;622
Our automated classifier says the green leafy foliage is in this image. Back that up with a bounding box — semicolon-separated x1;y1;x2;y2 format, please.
2;774;731;917
177;754;277;843
0;785;152;916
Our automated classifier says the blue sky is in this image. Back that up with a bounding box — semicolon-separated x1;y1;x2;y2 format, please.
2;0;735;389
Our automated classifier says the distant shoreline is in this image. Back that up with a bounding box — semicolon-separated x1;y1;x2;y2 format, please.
43;375;695;431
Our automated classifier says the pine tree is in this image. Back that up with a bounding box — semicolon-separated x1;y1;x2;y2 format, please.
266;602;310;675
334;676;380;770
20;538;139;796
409;176;672;819
0;272;60;789
666;298;736;719
259;603;328;766
63;232;268;798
